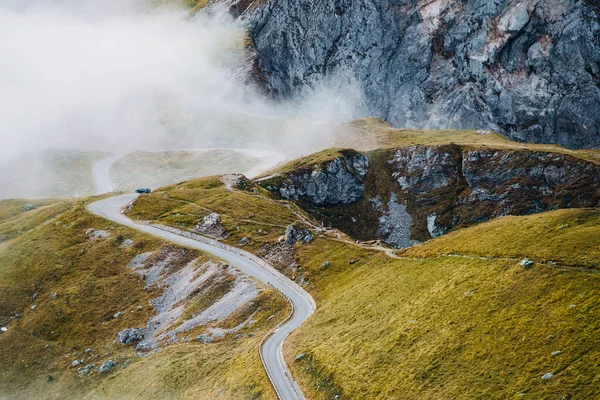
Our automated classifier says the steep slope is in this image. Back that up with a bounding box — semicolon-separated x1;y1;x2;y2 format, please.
125;169;600;399
284;210;600;399
243;0;600;148
258;143;600;247
0;198;286;399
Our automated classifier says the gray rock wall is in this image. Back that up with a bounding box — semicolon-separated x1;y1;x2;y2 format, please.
245;0;600;149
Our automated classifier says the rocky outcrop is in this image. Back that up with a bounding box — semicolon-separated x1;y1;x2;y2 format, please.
264;151;369;206
244;0;600;149
116;328;144;345
259;145;600;247
285;224;314;245
195;213;227;238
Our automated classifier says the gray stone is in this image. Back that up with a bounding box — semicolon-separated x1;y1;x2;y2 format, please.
295;353;306;361
22;204;36;212
520;258;534;268
99;360;115;373
377;193;413;248
197;334;214;344
541;372;554;380
245;0;600;149
274;152;369;206
195;213;227;238
113;311;122;319
239;237;250;246
77;364;94;378
285;224;313;245
551;350;562;356
116;328;145;345
321;261;330;268
71;360;80;367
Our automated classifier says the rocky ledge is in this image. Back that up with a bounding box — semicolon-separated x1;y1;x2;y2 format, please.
258;146;600;247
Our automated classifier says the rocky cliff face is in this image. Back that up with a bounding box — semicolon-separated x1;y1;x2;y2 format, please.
244;0;600;149
268;150;369;206
259;147;600;247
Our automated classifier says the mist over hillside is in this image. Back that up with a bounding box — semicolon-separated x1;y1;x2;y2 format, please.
0;0;365;162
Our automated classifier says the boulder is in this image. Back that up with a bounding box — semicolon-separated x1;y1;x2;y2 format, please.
116;328;144;345
195;213;227;238
284;224;313;245
520;258;534;268
99;360;115;373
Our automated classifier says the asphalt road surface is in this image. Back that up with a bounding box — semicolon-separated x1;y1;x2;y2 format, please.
88;194;315;400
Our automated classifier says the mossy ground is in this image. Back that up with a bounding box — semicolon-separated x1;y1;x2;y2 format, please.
0;197;287;399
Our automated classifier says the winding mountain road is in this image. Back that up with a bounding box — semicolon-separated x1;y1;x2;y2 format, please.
87;194;315;399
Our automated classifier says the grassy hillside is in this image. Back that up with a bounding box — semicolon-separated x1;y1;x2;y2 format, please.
0;197;286;399
109;150;261;192
0;150;106;199
127;174;600;399
334;118;600;164
284;218;600;399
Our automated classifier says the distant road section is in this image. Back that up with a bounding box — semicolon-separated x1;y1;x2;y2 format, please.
92;154;123;195
91;149;286;195
88;194;315;400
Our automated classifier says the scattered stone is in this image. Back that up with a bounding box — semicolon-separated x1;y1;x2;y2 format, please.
295;353;306;361
99;360;115;373
31;305;37;310
136;305;143;310
85;348;93;353
195;213;227;238
321;261;330;268
541;372;554;380
51;292;58;299
551;351;562;356
235;334;243;339
520;258;534;268
120;239;134;248
71;360;80;367
559;224;570;230
22;204;36;212
113;311;122;319
239;237;250;246
77;364;94;378
1;327;7;332
427;214;446;238
349;259;358;265
116;328;144;345
409;319;417;324
569;304;576;309
197;334;214;344
285;224;313;245
85;229;110;240
465;291;473;296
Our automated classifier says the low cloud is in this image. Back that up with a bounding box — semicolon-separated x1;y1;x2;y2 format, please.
0;0;366;160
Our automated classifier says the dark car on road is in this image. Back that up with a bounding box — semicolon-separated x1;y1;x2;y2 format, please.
135;188;152;194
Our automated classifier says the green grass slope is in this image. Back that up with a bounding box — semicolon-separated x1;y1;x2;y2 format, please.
126;174;600;399
0;198;286;399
